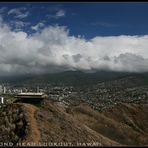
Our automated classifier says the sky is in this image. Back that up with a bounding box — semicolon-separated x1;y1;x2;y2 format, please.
0;2;148;75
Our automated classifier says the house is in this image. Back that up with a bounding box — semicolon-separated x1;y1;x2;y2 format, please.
15;92;47;105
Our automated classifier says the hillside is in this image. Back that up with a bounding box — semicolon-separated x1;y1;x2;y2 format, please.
69;103;148;146
0;100;147;146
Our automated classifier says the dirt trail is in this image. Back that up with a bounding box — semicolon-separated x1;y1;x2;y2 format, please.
22;103;40;143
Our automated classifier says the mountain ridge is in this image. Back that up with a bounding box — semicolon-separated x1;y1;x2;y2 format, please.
1;70;148;86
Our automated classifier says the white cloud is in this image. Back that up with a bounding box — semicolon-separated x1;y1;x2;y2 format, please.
8;8;20;15
11;20;30;27
15;11;29;19
0;20;148;75
47;9;66;19
31;22;44;31
10;20;30;31
8;8;29;19
55;10;65;17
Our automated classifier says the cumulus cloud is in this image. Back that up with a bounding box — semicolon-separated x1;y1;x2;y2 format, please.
0;19;148;75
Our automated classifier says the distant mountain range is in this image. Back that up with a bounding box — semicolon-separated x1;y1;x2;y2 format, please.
1;70;148;86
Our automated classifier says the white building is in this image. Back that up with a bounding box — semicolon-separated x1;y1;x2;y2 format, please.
3;86;6;94
0;97;4;104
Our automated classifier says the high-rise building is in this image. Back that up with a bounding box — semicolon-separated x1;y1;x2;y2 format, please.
3;86;6;94
0;85;2;93
0;97;4;104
